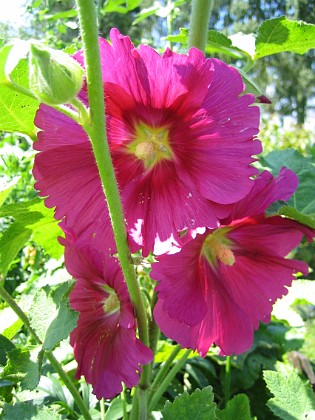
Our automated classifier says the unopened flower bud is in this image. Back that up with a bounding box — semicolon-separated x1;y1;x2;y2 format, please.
29;42;84;105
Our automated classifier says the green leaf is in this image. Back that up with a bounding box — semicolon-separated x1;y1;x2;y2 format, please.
162;386;217;419
165;28;251;60
0;224;32;277
1;402;62;419
29;283;78;350
264;370;315;419
105;397;132;420
0;334;15;366
155;341;198;363
216;394;251;420
0;198;63;276
255;17;315;60
278;206;315;229
0;177;20;208
0;43;39;137
260;149;315;220
0;307;23;339
3;346;44;390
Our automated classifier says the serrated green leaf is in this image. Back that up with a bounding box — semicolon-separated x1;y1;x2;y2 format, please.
3;346;44;390
29;283;78;350
260;149;315;220
162;386;217;419
216;394;251;420
255;17;315;60
264;370;315;419
0;334;15;366
1;402;62;419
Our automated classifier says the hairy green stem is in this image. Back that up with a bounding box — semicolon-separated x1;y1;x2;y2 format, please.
188;0;213;52
75;0;151;416
224;355;231;406
148;349;191;412
0;285;92;420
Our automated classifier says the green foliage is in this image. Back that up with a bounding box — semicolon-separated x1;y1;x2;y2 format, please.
216;394;251;420
260;149;315;226
0;178;20;208
29;282;77;351
0;44;39;138
0;401;62;419
162;386;217;419
0;198;63;277
0;335;15;366
264;370;315;419
255;17;315;59
3;346;44;390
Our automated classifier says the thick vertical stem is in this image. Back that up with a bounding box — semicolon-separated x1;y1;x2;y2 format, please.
74;0;149;349
75;0;151;416
188;0;213;52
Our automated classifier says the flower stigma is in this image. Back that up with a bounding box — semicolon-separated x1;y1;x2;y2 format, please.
129;123;173;170
201;228;235;267
102;285;120;315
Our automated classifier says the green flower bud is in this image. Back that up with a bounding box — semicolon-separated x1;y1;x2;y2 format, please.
29;42;84;105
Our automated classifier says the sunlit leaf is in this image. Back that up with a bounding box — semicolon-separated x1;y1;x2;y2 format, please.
264;370;315;419
29;282;77;351
255;17;315;60
0;177;20;208
3;346;44;390
162;386;217;419
0;198;63;276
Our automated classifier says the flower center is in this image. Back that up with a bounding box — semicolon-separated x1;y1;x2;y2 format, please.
129;123;173;170
201;229;235;267
102;285;120;315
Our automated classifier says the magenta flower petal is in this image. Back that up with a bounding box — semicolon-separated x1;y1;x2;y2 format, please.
62;235;153;399
34;29;261;255
226;167;299;221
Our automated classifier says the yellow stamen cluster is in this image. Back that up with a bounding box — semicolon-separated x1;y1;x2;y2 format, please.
102;287;120;315
202;229;235;267
129;123;172;170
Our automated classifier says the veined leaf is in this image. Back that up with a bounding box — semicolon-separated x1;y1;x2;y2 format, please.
264;370;315;419
162;386;217;419
255;17;315;60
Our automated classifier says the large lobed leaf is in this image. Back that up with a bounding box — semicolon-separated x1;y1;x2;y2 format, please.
255;17;315;60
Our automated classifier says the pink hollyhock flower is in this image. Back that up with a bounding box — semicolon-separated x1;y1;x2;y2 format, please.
152;168;315;356
60;233;153;399
33;28;261;255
